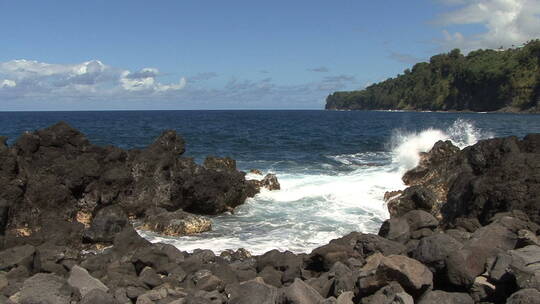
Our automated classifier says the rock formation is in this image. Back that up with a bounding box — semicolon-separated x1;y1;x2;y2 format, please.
0;124;538;303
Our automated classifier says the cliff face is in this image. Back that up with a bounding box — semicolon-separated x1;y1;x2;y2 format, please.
326;40;540;112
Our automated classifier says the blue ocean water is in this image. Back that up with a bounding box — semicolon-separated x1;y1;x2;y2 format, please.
1;110;539;254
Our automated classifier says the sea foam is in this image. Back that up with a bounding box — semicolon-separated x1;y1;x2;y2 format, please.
139;119;492;255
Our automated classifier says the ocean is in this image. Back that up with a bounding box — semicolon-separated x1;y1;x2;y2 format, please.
1;110;539;254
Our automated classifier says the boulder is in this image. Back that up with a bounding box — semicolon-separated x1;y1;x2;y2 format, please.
282;278;325;304
18;273;73;304
358;253;432;297
226;278;281;304
257;250;303;283
67;265;109;298
378;217;410;243
139;208;212;237
412;233;463;273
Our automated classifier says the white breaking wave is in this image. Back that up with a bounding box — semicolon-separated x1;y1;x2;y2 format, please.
390;119;492;171
139;119;492;255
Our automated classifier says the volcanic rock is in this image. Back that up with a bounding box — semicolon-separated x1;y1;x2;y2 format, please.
139;208;212;237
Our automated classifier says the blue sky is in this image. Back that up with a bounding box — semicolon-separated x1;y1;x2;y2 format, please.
1;0;539;110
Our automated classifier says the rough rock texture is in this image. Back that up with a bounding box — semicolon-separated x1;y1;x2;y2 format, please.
139;208;212;237
0;122;276;248
388;135;540;227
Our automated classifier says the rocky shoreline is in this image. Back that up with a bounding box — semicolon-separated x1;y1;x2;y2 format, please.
0;123;539;303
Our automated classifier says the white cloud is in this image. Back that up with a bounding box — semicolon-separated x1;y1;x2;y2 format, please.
436;0;540;51
120;68;186;92
0;58;360;109
0;59;187;100
1;79;16;88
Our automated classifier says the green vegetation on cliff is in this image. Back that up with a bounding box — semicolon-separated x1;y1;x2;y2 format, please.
326;40;540;112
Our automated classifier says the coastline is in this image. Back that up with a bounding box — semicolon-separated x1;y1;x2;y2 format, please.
0;123;538;303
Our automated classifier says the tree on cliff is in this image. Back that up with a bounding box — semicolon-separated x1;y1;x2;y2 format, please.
325;40;540;112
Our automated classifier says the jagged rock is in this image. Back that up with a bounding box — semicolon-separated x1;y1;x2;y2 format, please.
0;122;260;249
443;135;540;226
68;265;109;298
259;174;281;190
506;288;540;304
18;273;73;304
387;186;437;217
203;156;236;171
139;208;212;236
417;290;474;304
358;253;432;297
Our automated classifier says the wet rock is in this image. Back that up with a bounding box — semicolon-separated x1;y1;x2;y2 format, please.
139;208;212;237
259;174;281;190
68;265;109;298
388;186;437;217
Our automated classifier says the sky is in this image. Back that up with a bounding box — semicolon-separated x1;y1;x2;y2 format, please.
0;0;539;111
